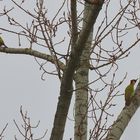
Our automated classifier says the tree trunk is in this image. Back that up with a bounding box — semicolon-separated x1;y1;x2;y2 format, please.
74;3;93;140
50;2;104;140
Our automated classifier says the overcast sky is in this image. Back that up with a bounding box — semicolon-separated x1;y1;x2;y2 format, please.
0;0;140;140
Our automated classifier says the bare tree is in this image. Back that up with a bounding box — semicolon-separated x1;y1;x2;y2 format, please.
0;0;140;140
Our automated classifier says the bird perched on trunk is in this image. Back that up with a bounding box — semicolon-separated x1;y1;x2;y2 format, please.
0;36;8;48
125;79;137;106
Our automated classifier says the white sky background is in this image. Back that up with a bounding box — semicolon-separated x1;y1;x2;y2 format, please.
0;0;140;140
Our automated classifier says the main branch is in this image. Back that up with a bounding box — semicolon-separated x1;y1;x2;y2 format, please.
0;47;65;71
105;81;140;140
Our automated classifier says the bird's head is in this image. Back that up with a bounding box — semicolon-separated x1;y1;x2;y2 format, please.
130;79;137;85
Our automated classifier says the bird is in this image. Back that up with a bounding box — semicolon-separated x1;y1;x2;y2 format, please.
0;36;8;48
125;79;137;106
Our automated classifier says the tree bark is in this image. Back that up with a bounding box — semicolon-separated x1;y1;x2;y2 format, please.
74;3;93;140
105;81;140;140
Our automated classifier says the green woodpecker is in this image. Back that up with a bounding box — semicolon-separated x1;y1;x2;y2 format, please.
125;79;137;106
0;36;7;48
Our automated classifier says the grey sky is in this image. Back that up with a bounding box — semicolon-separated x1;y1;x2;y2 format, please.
0;0;140;140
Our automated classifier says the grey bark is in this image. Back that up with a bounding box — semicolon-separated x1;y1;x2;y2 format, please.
74;3;93;140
